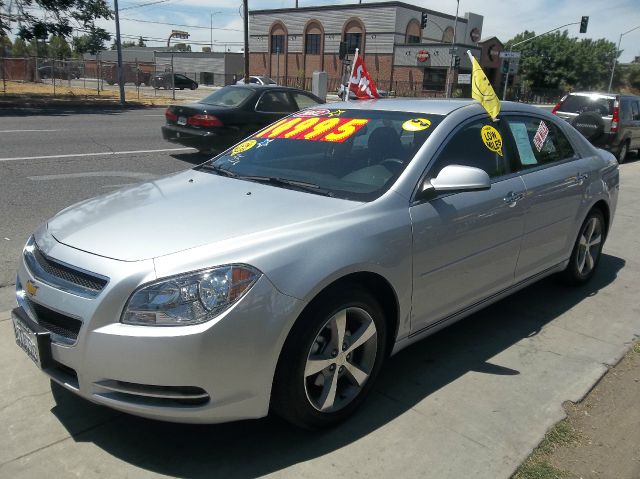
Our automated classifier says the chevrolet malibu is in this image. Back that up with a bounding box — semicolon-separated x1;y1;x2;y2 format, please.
13;100;619;429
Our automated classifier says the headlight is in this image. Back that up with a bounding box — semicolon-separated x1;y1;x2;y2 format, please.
121;265;261;326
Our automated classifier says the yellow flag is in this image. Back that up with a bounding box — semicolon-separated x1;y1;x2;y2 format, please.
467;50;501;120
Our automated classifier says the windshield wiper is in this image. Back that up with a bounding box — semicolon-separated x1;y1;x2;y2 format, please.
239;175;334;197
197;163;237;177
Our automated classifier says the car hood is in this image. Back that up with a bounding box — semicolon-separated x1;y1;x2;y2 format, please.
48;169;362;262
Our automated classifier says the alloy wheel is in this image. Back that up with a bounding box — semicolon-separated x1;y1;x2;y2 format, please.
576;216;602;276
304;307;378;413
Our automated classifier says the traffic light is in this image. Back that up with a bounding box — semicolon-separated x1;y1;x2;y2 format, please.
420;12;428;29
579;16;589;34
501;60;510;74
339;41;347;60
453;55;460;68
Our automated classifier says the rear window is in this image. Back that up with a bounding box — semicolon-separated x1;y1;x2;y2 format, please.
204;109;443;201
200;88;253;107
559;95;614;116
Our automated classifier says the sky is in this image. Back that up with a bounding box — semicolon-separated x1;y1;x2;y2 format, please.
12;0;640;61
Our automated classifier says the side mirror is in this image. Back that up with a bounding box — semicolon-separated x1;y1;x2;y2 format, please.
419;165;491;199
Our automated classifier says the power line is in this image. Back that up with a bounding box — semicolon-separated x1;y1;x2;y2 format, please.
119;0;172;11
119;16;241;31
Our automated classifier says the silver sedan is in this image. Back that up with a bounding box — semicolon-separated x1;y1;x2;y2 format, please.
12;99;619;429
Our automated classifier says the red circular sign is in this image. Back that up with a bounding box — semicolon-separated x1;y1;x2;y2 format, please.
416;50;430;62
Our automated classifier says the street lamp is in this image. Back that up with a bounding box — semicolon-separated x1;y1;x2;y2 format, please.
608;25;640;93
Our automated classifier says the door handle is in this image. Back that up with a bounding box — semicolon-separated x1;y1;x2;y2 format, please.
504;191;525;206
576;173;588;185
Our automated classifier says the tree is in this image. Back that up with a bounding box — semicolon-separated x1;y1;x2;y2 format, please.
1;35;11;56
0;0;112;53
137;36;146;47
111;40;136;50
628;65;640;91
12;37;29;57
49;35;72;59
72;31;108;56
505;30;618;91
173;43;191;52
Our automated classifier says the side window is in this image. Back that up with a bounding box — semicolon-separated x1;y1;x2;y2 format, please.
620;100;632;121
507;116;575;169
430;119;513;179
255;92;295;112
631;100;640;121
291;92;321;109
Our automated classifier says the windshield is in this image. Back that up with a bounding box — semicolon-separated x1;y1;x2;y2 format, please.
559;95;614;116
200;88;253;107
202;108;443;201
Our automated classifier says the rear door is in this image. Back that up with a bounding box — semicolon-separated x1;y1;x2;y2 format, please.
504;114;593;281
254;90;298;125
631;99;640;149
409;117;526;333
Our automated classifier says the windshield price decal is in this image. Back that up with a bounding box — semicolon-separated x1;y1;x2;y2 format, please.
255;117;370;143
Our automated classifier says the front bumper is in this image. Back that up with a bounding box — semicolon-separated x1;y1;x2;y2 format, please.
15;229;302;424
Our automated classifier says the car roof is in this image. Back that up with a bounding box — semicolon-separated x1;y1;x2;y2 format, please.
325;98;547;116
229;84;313;93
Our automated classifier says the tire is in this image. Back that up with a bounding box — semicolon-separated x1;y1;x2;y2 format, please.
616;140;629;164
272;285;387;429
562;208;606;285
571;112;605;142
190;83;197;90
107;81;114;85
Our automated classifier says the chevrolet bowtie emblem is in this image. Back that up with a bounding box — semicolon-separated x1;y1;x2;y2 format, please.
25;280;39;297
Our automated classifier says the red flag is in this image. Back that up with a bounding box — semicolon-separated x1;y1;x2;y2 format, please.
348;54;380;99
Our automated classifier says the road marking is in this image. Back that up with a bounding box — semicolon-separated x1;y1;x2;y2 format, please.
28;171;157;181
0;129;62;133
0;147;195;162
142;114;165;117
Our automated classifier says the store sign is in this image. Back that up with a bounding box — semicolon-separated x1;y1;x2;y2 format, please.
457;73;471;84
416;50;430;62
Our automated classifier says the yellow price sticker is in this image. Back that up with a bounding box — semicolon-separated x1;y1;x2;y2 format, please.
231;140;257;156
480;125;503;157
402;118;431;132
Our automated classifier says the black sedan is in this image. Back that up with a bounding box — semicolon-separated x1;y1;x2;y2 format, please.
151;72;198;90
161;85;324;152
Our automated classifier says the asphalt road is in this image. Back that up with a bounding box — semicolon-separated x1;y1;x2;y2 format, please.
0;108;639;478
0;107;209;287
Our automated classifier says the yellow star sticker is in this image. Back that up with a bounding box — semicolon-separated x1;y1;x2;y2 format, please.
328;109;346;117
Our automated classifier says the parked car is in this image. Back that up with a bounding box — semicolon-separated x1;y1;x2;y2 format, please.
553;91;640;163
151;72;198;90
103;64;151;86
13;100;618;429
162;85;324;152
37;65;79;80
236;75;277;85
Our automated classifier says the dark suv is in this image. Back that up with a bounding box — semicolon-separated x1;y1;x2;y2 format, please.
553;92;640;163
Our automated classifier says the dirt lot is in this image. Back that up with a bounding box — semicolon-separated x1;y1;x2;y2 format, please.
515;341;640;478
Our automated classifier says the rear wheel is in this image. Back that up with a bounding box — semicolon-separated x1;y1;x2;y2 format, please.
563;209;605;285
272;286;387;429
617;141;629;163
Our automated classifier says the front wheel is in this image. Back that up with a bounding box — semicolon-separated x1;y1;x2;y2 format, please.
272;286;387;429
562;209;605;285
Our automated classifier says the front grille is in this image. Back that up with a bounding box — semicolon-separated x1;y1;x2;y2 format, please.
28;299;82;342
32;246;107;293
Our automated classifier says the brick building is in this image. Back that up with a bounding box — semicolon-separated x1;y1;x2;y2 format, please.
248;1;499;95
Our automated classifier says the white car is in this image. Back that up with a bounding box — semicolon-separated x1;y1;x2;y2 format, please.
236;75;277;86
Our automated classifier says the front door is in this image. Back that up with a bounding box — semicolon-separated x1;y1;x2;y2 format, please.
410;117;526;334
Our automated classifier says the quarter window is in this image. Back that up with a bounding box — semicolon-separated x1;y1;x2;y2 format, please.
631;100;640;121
430;119;514;179
506;116;575;168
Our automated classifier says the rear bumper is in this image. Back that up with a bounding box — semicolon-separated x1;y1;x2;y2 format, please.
161;124;238;151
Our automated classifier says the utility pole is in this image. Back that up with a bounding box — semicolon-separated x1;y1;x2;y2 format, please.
608;25;640;92
445;0;459;98
243;0;249;83
113;0;126;105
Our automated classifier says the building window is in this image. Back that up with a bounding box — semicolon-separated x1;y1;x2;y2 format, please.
271;34;285;53
442;27;454;43
422;67;447;90
407;35;421;44
406;19;421;44
305;34;321;54
345;32;362;54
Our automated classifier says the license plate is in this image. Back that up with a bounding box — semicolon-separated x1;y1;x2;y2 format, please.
177;116;187;126
12;309;52;370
